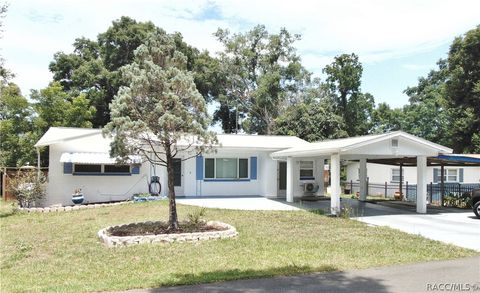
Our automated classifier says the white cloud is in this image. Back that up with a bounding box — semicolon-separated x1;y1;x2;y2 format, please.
2;0;479;94
402;64;435;71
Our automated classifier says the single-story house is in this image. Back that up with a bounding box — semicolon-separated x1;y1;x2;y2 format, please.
34;128;460;214
34;127;315;207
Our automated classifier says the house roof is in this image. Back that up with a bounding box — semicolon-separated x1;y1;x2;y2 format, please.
34;127;102;147
271;131;453;158
34;127;308;150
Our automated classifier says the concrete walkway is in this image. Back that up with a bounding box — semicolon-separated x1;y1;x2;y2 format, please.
118;256;480;293
177;196;300;211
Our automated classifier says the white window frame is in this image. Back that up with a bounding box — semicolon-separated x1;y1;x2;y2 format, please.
442;168;459;183
391;168;404;183
300;160;315;179
204;157;250;179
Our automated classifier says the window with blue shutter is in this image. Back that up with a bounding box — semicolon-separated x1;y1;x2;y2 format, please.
459;168;464;182
250;156;257;180
63;162;73;174
131;165;140;174
196;155;204;180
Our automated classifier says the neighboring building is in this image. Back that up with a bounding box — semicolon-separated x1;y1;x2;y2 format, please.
346;162;480;197
34;127;319;207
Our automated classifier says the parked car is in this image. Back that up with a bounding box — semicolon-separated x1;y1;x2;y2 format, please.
472;189;480;218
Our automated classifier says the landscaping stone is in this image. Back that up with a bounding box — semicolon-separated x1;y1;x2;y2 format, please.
18;201;130;213
98;221;238;247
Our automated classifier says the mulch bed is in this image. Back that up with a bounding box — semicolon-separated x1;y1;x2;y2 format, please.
107;221;228;237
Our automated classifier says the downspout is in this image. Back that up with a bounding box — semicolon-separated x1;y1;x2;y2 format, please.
36;147;41;179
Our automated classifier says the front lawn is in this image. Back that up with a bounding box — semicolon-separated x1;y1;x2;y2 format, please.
0;200;477;292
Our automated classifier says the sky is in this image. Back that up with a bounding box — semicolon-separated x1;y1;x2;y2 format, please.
1;0;480;108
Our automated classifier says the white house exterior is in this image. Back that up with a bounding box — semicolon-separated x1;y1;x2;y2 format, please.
35;127;315;207
35;128;462;214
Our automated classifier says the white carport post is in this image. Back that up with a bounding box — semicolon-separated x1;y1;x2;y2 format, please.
359;158;367;201
286;156;294;203
416;155;427;213
330;153;341;215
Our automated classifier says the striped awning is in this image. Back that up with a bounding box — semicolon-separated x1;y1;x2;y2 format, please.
59;152;142;164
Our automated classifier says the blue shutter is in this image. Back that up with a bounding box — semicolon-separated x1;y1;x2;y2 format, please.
196;155;204;180
131;165;140;174
63;162;73;174
433;168;439;183
250;156;257;180
459;168;464;182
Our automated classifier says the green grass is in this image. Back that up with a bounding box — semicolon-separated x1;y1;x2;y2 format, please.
0;200;477;292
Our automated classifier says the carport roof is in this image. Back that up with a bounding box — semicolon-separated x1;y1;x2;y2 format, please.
368;154;480;166
271;131;452;158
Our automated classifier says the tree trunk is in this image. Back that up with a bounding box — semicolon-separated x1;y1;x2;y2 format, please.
166;148;179;230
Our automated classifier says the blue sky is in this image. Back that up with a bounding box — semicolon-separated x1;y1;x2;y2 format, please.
2;0;479;108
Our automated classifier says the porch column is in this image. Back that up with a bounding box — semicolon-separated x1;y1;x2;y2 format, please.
316;157;325;196
416;155;427;213
359;158;367;201
36;147;41;179
440;165;445;206
330;153;341;215
286;156;294;203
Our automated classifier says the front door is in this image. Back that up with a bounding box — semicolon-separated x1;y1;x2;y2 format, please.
173;158;184;196
278;161;287;197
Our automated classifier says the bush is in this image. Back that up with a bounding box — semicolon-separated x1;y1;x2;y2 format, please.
7;169;46;208
186;208;206;225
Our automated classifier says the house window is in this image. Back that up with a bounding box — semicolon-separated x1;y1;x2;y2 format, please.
72;164;132;175
391;168;404;182
104;164;130;174
300;161;314;179
204;158;249;179
443;169;458;182
74;164;101;173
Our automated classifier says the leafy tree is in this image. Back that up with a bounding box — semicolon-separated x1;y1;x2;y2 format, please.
214;25;310;134
402;62;450;145
105;32;217;230
371;102;403;134
323;53;373;136
31;81;96;134
49;16;221;128
0;3;13;83
444;25;480;153
0;83;37;167
274;81;347;141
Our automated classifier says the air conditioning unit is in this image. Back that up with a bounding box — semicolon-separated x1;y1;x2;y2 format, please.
304;182;319;193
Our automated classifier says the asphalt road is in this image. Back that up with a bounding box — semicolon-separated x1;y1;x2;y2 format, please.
118;256;480;293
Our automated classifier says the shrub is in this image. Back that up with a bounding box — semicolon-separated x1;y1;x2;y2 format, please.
7;169;46;208
186;208;206;225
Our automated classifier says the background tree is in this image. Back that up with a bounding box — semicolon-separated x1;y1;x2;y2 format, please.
105;32;217;230
214;25;310;134
443;25;480;153
323;53;370;136
402;62;450;145
49;16;221;128
274;81;347;141
31;82;96;134
371;102;403;133
0;83;37;167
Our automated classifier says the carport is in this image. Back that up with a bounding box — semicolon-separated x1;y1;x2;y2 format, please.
271;131;453;214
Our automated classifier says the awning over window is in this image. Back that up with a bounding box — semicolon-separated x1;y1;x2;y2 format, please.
59;152;142;164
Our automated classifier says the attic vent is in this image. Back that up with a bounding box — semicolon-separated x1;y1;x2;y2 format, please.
391;139;399;148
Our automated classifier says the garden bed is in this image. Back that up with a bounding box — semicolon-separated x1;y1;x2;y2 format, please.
98;220;238;247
